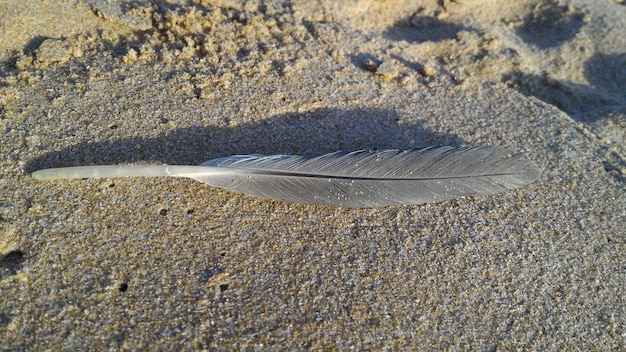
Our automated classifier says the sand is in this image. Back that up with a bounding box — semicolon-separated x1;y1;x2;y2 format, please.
1;0;624;349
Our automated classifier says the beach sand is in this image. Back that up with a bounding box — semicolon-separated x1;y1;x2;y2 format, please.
1;0;624;349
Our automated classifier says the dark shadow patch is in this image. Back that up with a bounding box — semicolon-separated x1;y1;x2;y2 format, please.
583;52;626;102
0;313;12;327
22;36;52;56
604;150;626;185
503;72;607;119
24;107;464;173
383;13;472;43
0;36;50;78
504;51;626;123
0;250;24;279
516;2;585;49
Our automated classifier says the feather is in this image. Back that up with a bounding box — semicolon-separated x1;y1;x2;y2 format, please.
31;146;541;207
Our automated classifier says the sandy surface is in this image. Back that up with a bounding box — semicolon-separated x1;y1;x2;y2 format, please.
1;0;624;349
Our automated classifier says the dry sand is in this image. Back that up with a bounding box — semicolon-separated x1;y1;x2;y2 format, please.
1;0;624;349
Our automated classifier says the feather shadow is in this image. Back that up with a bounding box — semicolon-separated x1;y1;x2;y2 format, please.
25;107;464;173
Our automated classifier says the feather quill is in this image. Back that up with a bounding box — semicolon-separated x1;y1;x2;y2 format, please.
31;146;540;207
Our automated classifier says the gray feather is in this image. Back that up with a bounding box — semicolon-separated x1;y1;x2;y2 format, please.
32;146;541;208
